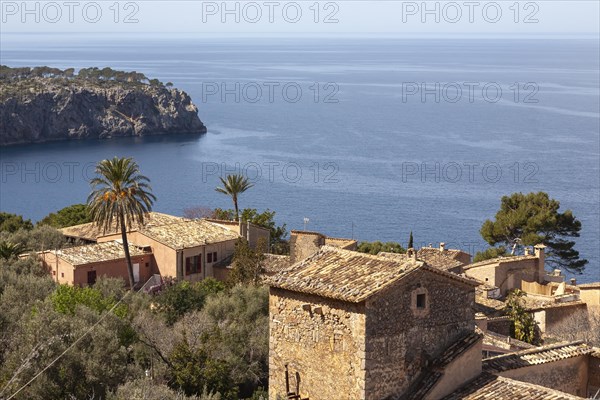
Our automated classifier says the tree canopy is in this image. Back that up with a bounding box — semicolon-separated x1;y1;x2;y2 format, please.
38;204;92;228
480;192;587;274
0;212;33;233
357;241;405;255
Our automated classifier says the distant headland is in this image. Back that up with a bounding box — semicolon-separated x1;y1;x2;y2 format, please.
0;66;207;146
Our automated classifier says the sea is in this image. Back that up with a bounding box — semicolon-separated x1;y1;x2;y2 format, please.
1;34;598;283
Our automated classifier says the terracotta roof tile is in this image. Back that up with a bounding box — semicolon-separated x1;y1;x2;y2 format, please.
60;212;186;241
483;330;536;351
444;372;583;399
56;241;147;265
268;246;477;303
416;248;466;270
483;341;593;373
140;219;240;249
269;246;424;303
261;254;292;275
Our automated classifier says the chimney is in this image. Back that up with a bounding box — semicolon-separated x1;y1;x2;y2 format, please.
523;247;529;256
439;242;446;252
407;248;417;261
570;278;576;286
534;244;546;282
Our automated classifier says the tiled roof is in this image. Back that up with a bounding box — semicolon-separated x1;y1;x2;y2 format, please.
378;251;463;272
269;246;423;302
408;330;483;400
444;372;583;399
206;218;270;232
140;219;240;249
417;248;465;271
464;255;537;270
261;254;292;275
524;300;586;312
578;282;600;289
474;293;506;316
483;330;536;351
57;241;148;265
483;341;593;373
418;247;465;264
268;246;477;303
60;212;186;241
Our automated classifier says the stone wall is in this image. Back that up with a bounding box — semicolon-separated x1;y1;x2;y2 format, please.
537;302;588;334
289;232;325;264
497;356;589;397
363;269;475;399
588;355;600;397
269;288;366;400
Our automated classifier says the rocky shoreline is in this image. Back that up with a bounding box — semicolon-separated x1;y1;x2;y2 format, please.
0;66;207;146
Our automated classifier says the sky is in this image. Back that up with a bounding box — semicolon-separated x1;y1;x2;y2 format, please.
0;0;599;37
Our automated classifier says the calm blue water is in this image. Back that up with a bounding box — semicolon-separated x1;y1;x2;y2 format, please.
1;35;599;283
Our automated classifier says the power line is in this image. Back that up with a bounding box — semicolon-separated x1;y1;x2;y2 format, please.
2;280;152;400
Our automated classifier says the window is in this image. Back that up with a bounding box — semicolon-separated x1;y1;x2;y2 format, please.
61;272;64;278
145;262;150;268
213;252;217;261
52;271;56;275
207;253;213;263
185;255;201;275
416;293;426;309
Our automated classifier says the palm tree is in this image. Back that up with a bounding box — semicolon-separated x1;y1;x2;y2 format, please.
87;157;155;290
215;174;254;221
0;241;25;261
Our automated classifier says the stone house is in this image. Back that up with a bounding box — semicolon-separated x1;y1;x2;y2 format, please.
463;245;549;296
268;245;481;400
480;341;599;397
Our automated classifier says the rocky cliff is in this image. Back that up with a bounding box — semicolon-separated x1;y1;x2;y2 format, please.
0;66;207;145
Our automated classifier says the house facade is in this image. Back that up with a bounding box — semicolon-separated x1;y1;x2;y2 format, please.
39;241;153;286
56;213;270;285
463;245;549;296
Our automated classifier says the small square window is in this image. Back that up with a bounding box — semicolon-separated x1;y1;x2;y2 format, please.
145;262;149;268
52;271;56;275
207;253;213;263
61;272;64;278
416;293;426;309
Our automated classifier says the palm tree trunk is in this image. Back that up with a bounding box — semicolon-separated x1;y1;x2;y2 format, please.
120;217;136;291
233;196;239;221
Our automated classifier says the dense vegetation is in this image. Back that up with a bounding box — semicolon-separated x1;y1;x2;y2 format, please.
0;235;269;400
38;204;92;228
0;65;173;101
356;241;406;255
480;192;587;273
